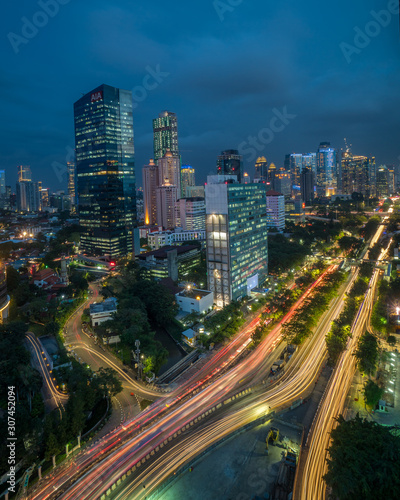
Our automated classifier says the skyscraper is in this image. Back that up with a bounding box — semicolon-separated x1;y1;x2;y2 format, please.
266;190;285;231
216;150;244;183
16;181;40;212
67;160;76;208
300;167;315;205
286;153;303;186
157;149;181;193
156;182;178;229
254;156;268;180
143;158;159;226
316;142;337;197
376;166;389;198
205;175;268;307
17;165;32;182
0;171;5;208
341;152;376;198
302;153;317;177
153;111;179;161
177;197;206;231
74;84;137;257
180;164;195;198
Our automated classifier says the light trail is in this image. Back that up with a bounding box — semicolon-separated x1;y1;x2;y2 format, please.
298;222;390;500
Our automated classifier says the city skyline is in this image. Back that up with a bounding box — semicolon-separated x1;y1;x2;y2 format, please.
1;1;399;190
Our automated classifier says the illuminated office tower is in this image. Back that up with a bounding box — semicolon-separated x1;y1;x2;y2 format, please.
341;151;376;198
254;156;268;180
74;84;137;257
266;190;285;231
316;142;337;197
302;153;317;177
180;164;195;198
273;169;291;198
156;182;178;229
153;111;179;161
67;161;76;207
0;171;5;208
216;150;244;183
17;165;32;182
376;166;389;198
285;153;302;186
16;181;40;212
205;175;268;307
143;159;159;226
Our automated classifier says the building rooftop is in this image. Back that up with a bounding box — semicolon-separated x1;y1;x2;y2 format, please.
177;288;212;299
138;244;199;260
266;190;284;197
90;297;118;315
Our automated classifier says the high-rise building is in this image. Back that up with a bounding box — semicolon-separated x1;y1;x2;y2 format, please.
0;170;6;208
216;150;244;183
143;159;159;226
273;169;291;198
74;84;137;257
177;197;206;231
41;188;49;209
316;142;337;197
157;149;181;194
205;175;268;307
387;165;395;196
180;165;195;198
285;153;303;186
300;167;315;205
16;181;40;212
254;156;268;181
302;153;317;177
156;182;178;229
67;160;76;207
17;165;32;182
153;111;179;161
266;190;285;231
341;151;376;198
376;166;389;198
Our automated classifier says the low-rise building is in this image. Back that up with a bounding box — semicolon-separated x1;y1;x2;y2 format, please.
148;228;205;250
182;328;197;347
137;244;201;281
89;297;118;327
176;288;214;315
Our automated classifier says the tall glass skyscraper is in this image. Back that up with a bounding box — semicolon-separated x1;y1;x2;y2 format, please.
153;111;179;161
205;175;268;307
316;142;337;197
74;84;137;257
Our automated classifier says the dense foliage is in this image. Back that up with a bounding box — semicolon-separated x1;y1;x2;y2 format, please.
324;415;400;500
354;331;380;377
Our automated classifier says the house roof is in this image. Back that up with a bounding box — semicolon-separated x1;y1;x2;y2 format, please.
33;268;56;281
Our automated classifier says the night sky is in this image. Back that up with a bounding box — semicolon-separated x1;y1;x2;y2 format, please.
1;0;399;191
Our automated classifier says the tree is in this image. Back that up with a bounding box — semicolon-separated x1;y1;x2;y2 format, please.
387;335;397;346
359;262;374;279
363;380;383;409
354;331;379;377
95;367;122;398
324;414;400;500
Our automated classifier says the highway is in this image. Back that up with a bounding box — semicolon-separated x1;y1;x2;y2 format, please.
298;222;390;500
28;264;356;500
25;332;68;417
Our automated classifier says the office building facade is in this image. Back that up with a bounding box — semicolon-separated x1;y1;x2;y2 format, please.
17;165;32;182
316;142;337;197
156;183;178;229
216;150;244;183
266;190;285;231
16;181;40;212
153;111;179;161
341;152;376;198
177;197;206;231
143;158;159;226
67;160;76;208
254;156;268;181
205;175;268;307
300;168;315;205
74;84;137;257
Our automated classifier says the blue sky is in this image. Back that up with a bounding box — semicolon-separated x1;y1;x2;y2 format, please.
1;0;399;190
